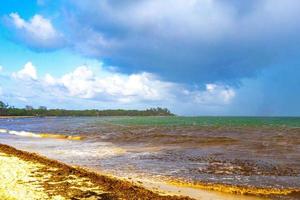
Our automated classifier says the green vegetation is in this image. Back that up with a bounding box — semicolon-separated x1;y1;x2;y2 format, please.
0;101;174;117
0;101;9;116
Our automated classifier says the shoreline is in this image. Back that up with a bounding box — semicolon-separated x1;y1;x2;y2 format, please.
0;143;192;200
0;144;300;200
0;116;35;119
0;143;299;200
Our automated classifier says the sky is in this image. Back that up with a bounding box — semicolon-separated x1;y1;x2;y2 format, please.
0;0;299;116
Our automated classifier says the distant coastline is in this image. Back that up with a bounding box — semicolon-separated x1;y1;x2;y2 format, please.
0;101;174;117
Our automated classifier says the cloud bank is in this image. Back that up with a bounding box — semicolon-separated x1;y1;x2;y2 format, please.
2;62;235;111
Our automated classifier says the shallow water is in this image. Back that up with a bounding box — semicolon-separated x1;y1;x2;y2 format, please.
0;116;299;199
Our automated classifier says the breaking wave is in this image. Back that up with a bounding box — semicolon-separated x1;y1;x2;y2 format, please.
0;129;82;140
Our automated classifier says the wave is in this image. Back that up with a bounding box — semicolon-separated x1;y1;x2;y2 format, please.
0;129;82;140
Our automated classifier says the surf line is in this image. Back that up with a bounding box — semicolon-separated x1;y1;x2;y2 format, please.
0;129;83;140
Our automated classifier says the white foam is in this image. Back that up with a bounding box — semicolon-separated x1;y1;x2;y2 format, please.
0;129;8;133
6;130;42;138
0;129;81;140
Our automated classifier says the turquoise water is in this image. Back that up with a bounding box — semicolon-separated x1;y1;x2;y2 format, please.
102;116;300;127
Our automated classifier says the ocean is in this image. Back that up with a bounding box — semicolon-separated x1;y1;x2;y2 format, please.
0;116;299;199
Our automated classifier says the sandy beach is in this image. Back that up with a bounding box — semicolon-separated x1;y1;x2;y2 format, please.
0;144;193;200
1;144;299;200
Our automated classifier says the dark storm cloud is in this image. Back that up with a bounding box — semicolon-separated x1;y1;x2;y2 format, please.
57;0;300;84
4;0;300;84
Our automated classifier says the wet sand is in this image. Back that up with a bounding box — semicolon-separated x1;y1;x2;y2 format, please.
0;144;193;200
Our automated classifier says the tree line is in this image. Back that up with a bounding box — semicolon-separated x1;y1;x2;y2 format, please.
0;101;174;117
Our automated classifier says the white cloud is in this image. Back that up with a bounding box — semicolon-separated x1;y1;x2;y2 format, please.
0;66;3;73
44;73;56;85
41;65;235;105
12;62;38;80
10;13;57;40
10;62;235;109
43;66;174;102
8;13;64;49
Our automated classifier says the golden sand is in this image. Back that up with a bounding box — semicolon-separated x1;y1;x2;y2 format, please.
166;179;300;197
0;144;193;200
0;151;109;199
0;152;61;200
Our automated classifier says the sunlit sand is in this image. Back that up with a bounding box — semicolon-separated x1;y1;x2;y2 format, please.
0;144;194;200
0;146;274;200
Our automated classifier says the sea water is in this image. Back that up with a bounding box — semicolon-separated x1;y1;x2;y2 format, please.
0;116;299;199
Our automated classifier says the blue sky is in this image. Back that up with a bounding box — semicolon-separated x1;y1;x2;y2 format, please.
0;0;299;116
